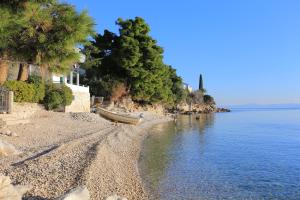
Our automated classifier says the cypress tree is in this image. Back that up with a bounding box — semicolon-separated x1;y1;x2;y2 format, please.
199;74;203;90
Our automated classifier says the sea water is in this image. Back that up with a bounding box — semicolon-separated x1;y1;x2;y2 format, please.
139;109;300;200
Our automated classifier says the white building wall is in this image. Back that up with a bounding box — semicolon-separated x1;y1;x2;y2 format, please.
51;72;90;113
65;91;90;113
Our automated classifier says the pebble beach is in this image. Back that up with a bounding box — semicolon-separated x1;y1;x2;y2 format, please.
0;110;170;200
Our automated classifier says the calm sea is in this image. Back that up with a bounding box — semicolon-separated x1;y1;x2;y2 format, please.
139;109;300;200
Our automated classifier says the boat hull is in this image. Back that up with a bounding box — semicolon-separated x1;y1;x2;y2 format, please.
98;108;142;125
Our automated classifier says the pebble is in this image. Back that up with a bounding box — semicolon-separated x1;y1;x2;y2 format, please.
106;195;128;200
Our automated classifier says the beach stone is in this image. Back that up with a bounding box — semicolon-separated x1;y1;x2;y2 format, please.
0;175;31;200
0;140;20;157
0;128;17;137
106;195;128;200
57;186;90;200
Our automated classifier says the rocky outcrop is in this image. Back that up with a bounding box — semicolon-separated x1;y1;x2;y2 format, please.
177;103;230;114
215;107;231;112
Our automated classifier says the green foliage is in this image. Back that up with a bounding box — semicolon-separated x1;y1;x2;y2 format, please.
27;75;45;103
204;94;215;105
86;76;125;101
44;83;73;110
4;76;46;103
4;80;35;102
44;90;64;110
83;17;185;106
61;85;73;106
199;74;203;90
0;0;95;75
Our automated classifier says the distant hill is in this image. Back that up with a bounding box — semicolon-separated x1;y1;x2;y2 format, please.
225;103;300;109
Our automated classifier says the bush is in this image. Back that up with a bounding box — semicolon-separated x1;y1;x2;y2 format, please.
4;80;35;102
44;83;73;110
204;94;215;105
44;90;64;110
27;75;45;103
61;84;73;106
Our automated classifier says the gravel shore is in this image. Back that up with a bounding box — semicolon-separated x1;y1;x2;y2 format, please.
0;110;170;200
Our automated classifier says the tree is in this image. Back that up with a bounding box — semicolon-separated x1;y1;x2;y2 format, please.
16;1;95;79
0;0;95;84
83;17;183;105
198;74;206;93
0;1;26;84
199;74;203;90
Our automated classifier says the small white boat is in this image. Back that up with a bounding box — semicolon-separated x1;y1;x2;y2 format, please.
97;107;142;125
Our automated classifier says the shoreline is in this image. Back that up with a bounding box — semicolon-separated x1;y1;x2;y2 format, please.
0;110;171;200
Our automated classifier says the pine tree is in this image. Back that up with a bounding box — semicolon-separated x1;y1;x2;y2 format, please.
83;17;185;105
0;0;95;83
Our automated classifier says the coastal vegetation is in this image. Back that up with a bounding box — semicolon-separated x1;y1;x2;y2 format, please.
0;0;94;83
82;17;186;106
0;0;213;109
4;75;73;110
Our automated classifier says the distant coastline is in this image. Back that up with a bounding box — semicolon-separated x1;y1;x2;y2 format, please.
225;103;300;110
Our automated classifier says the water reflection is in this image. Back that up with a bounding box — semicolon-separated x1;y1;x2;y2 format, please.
139;114;215;199
139;110;300;200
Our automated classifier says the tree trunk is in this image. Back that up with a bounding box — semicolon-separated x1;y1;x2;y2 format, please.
0;60;9;85
17;63;29;81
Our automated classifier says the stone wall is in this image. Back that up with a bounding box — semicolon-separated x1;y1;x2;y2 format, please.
65;92;90;113
0;103;45;126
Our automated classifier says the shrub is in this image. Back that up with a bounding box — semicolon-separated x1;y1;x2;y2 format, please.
204;94;215;105
44;90;64;110
4;80;35;102
61;85;73;106
27;75;45;103
44;83;73;110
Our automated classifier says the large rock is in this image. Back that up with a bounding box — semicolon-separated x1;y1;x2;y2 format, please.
0;140;20;157
57;186;90;200
177;103;216;114
0;175;30;200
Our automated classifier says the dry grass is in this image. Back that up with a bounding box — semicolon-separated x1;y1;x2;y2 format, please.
111;83;128;102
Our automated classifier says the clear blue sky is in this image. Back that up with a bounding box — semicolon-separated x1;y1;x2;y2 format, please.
65;0;300;105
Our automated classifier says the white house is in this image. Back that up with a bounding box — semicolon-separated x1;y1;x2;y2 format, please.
51;50;90;113
183;83;193;93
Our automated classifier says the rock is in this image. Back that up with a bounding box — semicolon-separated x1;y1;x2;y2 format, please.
0;175;31;200
0;128;17;137
70;112;106;123
57;186;90;200
0;119;6;129
216;108;231;112
0;140;20;157
106;195;128;200
10;132;18;137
